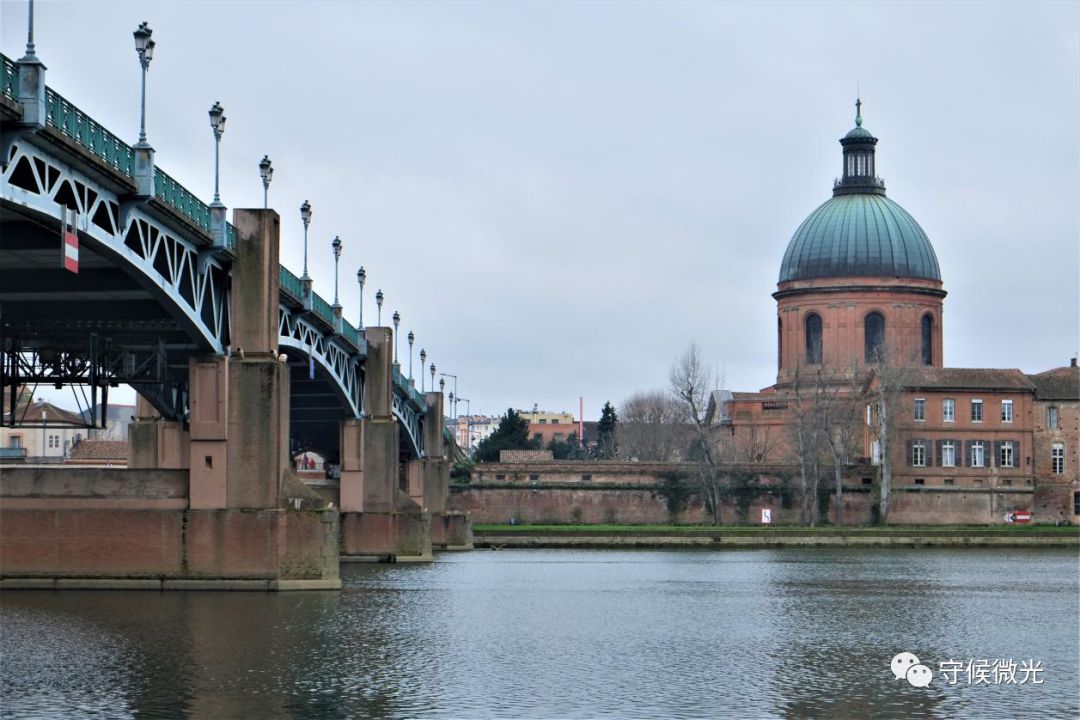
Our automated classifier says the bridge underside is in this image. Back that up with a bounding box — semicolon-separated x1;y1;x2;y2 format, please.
0;202;203;422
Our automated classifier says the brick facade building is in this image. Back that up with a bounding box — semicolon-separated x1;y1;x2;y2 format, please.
714;101;1078;524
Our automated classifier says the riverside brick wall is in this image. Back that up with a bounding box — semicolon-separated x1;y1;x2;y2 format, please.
450;461;1047;526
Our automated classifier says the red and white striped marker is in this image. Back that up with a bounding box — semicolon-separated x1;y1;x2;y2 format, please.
62;209;79;274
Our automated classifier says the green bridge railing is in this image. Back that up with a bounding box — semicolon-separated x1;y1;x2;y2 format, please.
154;167;211;232
45;87;136;177
2;55;17;100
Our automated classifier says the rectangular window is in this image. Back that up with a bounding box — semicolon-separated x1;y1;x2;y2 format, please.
48;435;60;449
1074;491;1080;516
528;474;539;482
914;478;925;486
1002;400;1014;423
9;436;20;449
1047;406;1059;429
913;441;926;467
942;441;956;467
495;474;505;481
913;398;926;422
582;474;593;482
944;478;955;486
971;441;985;468
971;399;983;422
538;419;547;424
1052;443;1065;475
943;399;955;423
1000;441;1014;468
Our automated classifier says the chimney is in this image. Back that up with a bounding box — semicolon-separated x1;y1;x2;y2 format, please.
1071;357;1077;368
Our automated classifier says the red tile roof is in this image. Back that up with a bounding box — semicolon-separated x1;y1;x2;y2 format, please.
1027;366;1080;400
68;440;128;461
904;368;1035;392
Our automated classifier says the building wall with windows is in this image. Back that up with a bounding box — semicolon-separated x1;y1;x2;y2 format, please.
893;376;1036;490
1027;364;1080;524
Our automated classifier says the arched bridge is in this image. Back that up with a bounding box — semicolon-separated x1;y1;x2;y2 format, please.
0;51;431;462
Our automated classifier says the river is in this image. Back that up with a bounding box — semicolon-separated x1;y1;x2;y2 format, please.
2;548;1078;719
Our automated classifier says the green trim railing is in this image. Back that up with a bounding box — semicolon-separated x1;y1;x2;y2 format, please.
45;87;135;177
392;365;427;408
1;55;16;100
225;223;237;250
154;168;210;231
311;292;337;330
341;321;361;347
279;266;304;300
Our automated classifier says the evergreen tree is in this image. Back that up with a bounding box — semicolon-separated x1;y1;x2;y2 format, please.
473;408;534;462
597;401;618;459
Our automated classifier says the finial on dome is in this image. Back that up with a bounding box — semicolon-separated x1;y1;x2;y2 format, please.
855;96;863;127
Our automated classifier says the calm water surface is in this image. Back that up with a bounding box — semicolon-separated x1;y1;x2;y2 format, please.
2;548;1078;719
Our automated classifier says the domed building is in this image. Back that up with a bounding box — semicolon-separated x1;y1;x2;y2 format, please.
774;100;944;385
709;101;1079;526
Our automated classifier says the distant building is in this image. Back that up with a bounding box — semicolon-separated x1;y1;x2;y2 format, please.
0;392;87;462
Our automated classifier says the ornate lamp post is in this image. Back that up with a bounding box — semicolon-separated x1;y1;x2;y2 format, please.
392;311;400;364
419;349;427;391
375;290;383;326
133;22;155;148
208;101;226;206
407;331;415;381
430;363;437;394
440;373;458;419
331;236;342;308
439;377;445;396
356;267;366;330
300;201;312;281
258;155;273;209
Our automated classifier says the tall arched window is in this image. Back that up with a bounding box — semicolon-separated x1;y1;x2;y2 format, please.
777;317;783;369
805;313;822;364
921;314;933;366
865;312;885;363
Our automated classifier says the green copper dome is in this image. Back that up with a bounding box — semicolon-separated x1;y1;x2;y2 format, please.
779;99;941;283
779;194;941;282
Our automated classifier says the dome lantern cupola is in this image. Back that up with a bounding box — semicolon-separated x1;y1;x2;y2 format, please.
834;98;885;196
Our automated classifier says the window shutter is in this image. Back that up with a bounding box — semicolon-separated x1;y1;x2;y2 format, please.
994;441;1002;468
906;440;913;466
934;440;941;467
964;440;971;467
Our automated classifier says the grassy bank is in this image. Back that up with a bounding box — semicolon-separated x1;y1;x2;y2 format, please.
473;524;1080;548
476;523;1080;534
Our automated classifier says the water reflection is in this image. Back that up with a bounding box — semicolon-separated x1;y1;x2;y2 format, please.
1;549;1077;719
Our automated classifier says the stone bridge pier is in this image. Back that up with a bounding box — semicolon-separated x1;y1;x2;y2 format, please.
1;210;341;590
338;327;433;562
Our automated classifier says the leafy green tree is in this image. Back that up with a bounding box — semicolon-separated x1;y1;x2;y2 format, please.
473;408;534;462
597;401;618;459
548;432;587;460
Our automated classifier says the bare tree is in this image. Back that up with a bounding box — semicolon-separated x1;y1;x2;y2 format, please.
814;364;866;525
867;352;909;524
619;390;689;461
789;364;825;525
669;343;723;524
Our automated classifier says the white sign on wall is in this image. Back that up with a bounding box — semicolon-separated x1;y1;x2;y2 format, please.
761;508;772;524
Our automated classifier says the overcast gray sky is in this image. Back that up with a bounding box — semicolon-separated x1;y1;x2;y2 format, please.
4;1;1078;419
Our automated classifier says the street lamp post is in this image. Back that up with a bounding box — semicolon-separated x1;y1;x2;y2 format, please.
258;155;273;209
440;373;458;419
208;101;226;206
300;201;312;280
430;363;436;395
407;331;415;381
331;236;342;307
419;350;427;391
375;290;383;326
392;311;400;365
356;267;366;330
133;22;155;147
